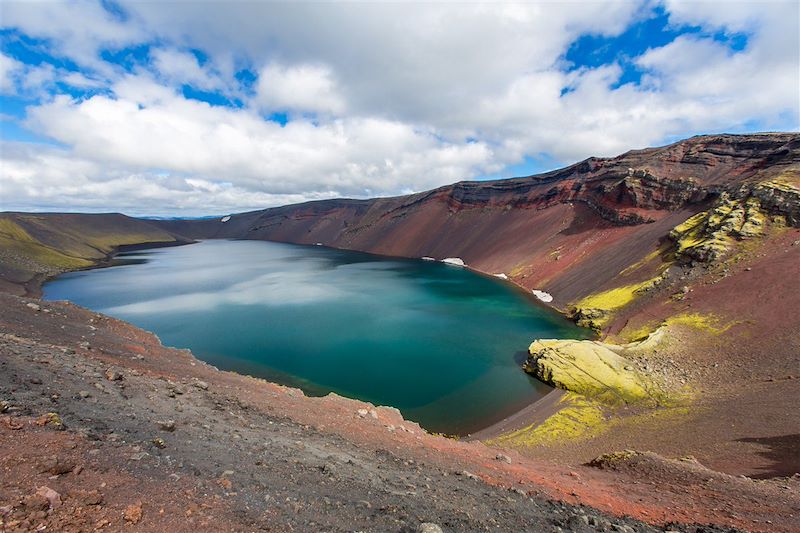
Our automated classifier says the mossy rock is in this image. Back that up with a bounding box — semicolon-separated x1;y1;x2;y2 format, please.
669;193;774;263
570;274;665;330
524;339;664;406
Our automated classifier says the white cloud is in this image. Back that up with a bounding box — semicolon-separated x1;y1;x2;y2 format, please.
150;48;225;93
1;0;146;73
254;63;345;115
0;53;22;94
0;52;55;96
0;0;797;215
23;76;497;197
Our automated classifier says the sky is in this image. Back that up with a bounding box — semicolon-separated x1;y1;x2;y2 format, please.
0;0;798;216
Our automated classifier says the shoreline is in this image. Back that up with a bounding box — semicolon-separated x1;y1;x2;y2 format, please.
30;237;579;442
466;388;567;441
25;238;193;298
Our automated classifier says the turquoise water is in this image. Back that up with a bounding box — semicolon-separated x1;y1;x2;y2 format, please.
44;240;588;434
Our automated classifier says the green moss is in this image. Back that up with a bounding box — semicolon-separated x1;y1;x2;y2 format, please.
588;450;640;467
489;393;607;447
575;283;642;310
0;215;179;277
524;339;666;406
759;175;800;191
0;219;36;242
570;274;664;330
619;322;658;343
617;246;664;277
669;193;775;263
0;220;94;270
618;312;738;346
664;313;738;335
38;412;65;430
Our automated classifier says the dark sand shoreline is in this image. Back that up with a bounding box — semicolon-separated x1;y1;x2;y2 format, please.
467;388;567;441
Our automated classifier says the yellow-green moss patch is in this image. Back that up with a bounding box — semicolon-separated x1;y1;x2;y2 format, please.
618;312;738;345
489;393;607;447
664;313;738;335
0;214;181;278
570;274;665;330
669;192;777;263
524;339;666;406
0;219;94;271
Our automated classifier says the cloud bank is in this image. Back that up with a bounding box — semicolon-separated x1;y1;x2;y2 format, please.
0;0;797;215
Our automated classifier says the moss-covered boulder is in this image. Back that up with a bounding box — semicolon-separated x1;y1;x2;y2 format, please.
524;339;662;406
668;192;775;263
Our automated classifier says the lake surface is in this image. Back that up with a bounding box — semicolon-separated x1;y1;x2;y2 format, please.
44;240;589;434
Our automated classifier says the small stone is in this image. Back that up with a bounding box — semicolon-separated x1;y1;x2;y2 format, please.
36;412;65;430
40;455;75;475
152;437;167;449
77;490;103;506
157;420;176;432
23;493;51;512
26;302;41;312
105;367;123;381
193;380;209;391
0;400;10;413
124;502;143;524
30;377;42;385
78;391;91;398
459;470;479;481
494;454;512;464
36;486;61;509
417;523;444;533
356;408;368;418
369;409;378;419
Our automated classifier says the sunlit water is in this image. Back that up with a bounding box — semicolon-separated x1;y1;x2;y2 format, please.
44;240;589;434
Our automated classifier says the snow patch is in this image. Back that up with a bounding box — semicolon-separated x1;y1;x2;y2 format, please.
220;216;231;223
441;257;465;266
421;256;436;261
493;273;508;280
532;289;553;303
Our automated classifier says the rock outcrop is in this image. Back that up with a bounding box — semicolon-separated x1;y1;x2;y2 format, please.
523;339;664;406
669;177;799;263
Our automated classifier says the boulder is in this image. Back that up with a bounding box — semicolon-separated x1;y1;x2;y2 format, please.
524;339;660;406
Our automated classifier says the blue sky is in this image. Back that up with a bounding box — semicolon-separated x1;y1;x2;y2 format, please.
1;0;797;215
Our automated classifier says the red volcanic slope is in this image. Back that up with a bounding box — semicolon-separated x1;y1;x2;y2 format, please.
157;133;800;308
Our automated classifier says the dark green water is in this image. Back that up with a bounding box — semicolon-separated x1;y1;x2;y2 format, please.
43;240;588;434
